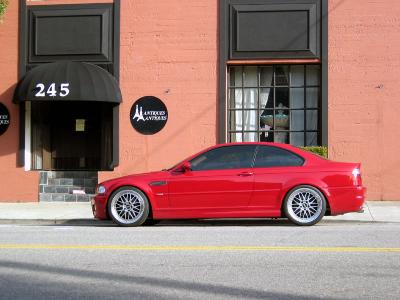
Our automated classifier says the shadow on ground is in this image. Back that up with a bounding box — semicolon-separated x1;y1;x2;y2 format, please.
0;259;337;300
7;218;377;227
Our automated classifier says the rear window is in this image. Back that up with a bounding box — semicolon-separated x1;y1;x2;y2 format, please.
254;146;304;168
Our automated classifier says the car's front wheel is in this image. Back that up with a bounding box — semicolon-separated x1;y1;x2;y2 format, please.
283;185;326;226
107;187;149;226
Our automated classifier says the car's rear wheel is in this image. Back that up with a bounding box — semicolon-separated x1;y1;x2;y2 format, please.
107;187;149;226
284;185;326;226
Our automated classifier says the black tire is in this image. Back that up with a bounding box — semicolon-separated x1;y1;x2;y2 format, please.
107;186;150;227
283;185;326;226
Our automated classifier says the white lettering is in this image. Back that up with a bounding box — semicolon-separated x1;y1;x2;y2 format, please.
60;83;70;97
35;83;45;97
132;105;167;123
34;83;71;97
47;83;57;97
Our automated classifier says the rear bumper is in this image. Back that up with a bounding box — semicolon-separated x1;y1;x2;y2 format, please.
92;194;108;220
327;186;366;215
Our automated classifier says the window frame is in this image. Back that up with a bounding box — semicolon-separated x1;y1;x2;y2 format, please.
227;64;322;146
219;0;328;146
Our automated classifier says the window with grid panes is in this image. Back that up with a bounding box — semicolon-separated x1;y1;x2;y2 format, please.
228;65;321;146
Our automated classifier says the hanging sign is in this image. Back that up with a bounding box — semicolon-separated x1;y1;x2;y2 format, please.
130;96;168;135
75;119;86;132
0;103;10;136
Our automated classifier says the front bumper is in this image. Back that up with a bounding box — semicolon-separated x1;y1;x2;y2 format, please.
92;194;108;219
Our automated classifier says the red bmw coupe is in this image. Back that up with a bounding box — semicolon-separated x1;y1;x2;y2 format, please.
92;143;366;226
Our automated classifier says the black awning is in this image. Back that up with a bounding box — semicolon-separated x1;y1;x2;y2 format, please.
13;61;122;104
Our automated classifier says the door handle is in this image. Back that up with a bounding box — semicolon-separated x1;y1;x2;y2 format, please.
238;171;253;176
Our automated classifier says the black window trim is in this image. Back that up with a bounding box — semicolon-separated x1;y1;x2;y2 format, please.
219;0;328;147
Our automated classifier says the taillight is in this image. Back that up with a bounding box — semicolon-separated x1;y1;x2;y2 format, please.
352;168;362;186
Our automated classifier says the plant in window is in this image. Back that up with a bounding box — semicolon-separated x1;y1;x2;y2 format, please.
275;103;289;128
0;0;9;22
261;103;288;128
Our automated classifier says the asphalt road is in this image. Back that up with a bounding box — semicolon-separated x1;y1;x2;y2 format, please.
0;220;399;300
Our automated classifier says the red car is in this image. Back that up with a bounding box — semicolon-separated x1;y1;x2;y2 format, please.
92;142;366;226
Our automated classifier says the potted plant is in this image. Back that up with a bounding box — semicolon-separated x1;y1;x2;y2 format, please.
301;146;328;158
260;103;289;128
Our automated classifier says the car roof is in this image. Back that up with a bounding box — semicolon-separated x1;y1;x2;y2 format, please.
209;142;327;165
212;142;300;152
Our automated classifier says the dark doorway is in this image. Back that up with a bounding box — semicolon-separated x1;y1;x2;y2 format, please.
31;101;113;171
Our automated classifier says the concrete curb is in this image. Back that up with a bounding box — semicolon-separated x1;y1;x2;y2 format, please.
0;219;114;226
0;201;399;226
0;217;397;226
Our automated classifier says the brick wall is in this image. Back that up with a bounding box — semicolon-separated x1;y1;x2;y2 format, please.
0;0;38;201
100;0;218;181
328;0;400;200
1;0;399;201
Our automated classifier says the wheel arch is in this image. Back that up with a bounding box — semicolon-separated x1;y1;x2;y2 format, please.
105;184;155;220
279;182;332;216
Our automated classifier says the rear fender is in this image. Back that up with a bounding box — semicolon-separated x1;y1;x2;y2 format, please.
279;179;331;212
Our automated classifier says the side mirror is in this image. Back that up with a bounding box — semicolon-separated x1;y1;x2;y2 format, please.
182;162;192;172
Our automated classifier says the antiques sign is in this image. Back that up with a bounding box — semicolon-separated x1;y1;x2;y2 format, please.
0;102;10;136
130;96;168;135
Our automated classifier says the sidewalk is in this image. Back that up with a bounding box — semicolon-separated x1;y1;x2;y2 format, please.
0;201;399;225
0;202;97;225
323;201;400;223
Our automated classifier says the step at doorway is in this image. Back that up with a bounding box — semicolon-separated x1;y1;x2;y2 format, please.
39;171;98;202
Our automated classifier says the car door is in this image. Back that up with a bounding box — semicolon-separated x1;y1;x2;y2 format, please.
251;145;305;211
168;145;257;211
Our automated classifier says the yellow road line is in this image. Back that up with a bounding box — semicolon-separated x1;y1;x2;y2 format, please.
0;244;399;252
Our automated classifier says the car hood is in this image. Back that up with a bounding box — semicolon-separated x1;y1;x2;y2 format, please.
100;170;168;186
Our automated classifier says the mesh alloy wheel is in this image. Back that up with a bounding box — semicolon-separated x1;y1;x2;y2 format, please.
108;187;149;226
284;185;326;226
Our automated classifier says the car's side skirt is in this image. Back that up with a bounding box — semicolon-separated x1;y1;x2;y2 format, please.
153;207;282;219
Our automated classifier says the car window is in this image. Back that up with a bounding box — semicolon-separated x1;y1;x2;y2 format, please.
190;145;256;171
254;146;304;168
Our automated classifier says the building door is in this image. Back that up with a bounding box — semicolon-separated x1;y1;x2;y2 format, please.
50;102;101;170
31;101;113;171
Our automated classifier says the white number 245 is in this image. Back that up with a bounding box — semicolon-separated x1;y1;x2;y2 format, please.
35;83;70;97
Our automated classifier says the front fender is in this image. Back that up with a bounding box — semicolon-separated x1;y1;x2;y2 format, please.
104;179;166;212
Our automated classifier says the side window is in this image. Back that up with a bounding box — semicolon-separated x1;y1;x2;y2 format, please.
190;145;256;171
254;146;304;168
